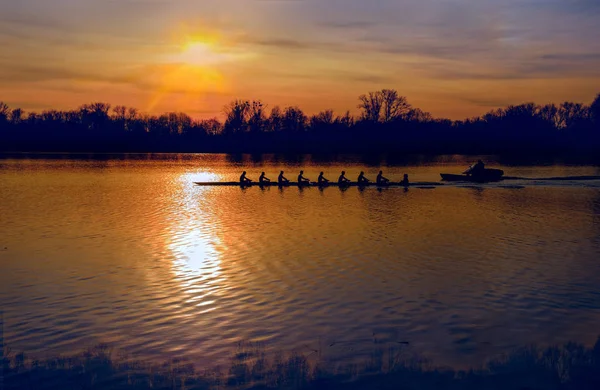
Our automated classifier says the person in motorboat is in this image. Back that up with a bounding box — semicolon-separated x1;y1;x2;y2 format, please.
400;174;409;187
465;160;485;176
357;171;370;185
338;171;351;185
317;172;329;185
376;171;390;185
240;171;253;185
298;170;311;185
259;172;271;184
278;171;289;185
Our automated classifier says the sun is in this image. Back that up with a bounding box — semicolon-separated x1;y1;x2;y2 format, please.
146;29;255;112
176;41;231;67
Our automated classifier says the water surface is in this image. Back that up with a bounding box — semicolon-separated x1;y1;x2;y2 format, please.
1;154;600;367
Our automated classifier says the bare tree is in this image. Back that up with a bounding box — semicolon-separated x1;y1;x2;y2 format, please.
248;100;267;133
558;102;589;129
175;112;192;135
223;99;250;134
81;102;111;117
405;108;433;122
26;112;37;125
336;111;354;128
282;106;307;132
536;104;559;127
79;102;111;130
268;106;283;132
41;110;64;123
358;89;411;123
482;108;505;123
127;108;138;121
199;118;223;135
358;92;383;122
380;89;411;122
591;93;600;124
504;103;536;119
310;110;334;129
0;102;9;122
113;106;127;121
10;108;24;124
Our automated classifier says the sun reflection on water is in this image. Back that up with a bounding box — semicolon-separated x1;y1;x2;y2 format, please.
166;172;224;302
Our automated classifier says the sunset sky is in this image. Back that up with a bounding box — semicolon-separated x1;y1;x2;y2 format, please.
1;0;599;119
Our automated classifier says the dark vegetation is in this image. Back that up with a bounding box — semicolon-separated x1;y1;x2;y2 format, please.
3;338;600;390
1;90;599;155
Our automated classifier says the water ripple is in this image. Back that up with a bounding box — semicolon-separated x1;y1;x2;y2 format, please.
1;161;600;368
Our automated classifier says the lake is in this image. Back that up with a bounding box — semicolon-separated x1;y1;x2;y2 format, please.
1;154;600;368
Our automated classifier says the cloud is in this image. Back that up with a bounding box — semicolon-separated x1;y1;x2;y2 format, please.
409;53;600;82
0;62;163;93
458;96;528;108
316;20;376;30
245;38;311;50
540;53;600;61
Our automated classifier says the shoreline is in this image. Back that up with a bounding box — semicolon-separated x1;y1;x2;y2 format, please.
4;338;600;389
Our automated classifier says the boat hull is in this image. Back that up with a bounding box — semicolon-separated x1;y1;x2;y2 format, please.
440;169;504;183
194;181;427;188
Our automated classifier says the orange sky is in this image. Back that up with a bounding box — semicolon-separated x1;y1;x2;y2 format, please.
1;0;599;120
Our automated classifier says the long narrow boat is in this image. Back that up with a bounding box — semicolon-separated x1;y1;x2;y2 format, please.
194;181;438;188
440;169;504;183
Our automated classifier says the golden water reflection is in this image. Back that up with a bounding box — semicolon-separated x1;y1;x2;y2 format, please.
166;173;224;306
2;158;600;368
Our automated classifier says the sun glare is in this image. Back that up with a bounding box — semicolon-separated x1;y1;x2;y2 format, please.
176;41;231;67
148;28;255;112
148;38;229;111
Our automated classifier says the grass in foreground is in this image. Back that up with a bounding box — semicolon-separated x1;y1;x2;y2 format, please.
3;338;600;390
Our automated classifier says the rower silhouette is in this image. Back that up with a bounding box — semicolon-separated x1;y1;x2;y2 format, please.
240;171;252;185
400;174;409;187
298;170;310;185
338;171;351;185
318;172;329;185
376;170;390;185
357;171;370;185
259;172;271;184
278;171;289;185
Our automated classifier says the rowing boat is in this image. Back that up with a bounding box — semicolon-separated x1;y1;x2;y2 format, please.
440;169;504;183
194;181;434;188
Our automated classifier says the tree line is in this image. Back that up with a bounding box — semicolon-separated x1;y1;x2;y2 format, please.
1;89;599;155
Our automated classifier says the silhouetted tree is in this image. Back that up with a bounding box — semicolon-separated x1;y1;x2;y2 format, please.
1;90;598;154
380;89;411;122
537;104;559;128
41;110;63;123
223;99;250;134
161;112;192;135
591;94;600;125
127;108;138;121
268;106;283;132
405;108;433;122
199;118;222;135
113;106;126;121
337;111;354;128
358;89;411;123
79;102;111;131
248;100;267;134
282;106;307;133
0;102;9;123
558;102;589;129
112;106;127;131
358;92;383;122
10;108;23;125
310;110;335;130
